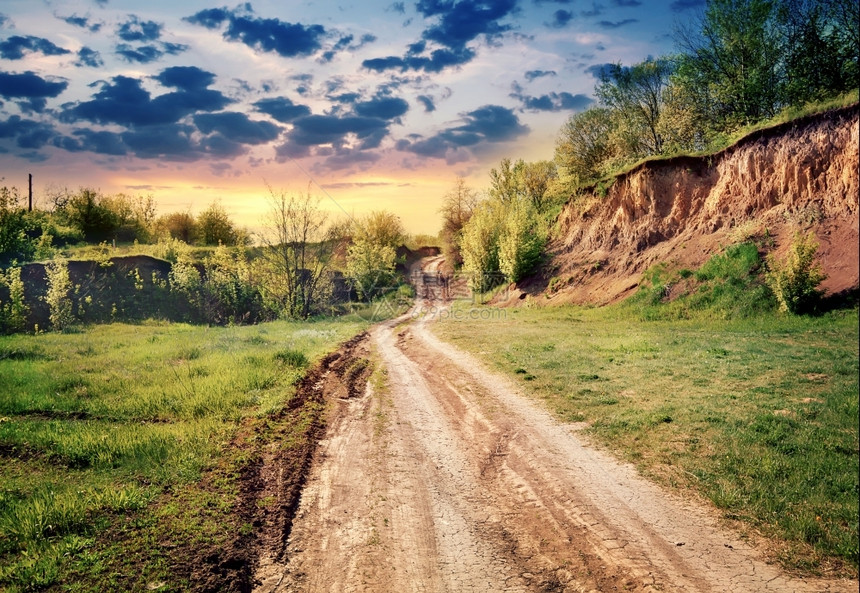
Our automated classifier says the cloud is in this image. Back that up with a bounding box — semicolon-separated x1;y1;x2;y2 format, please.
598;19;638;28
353;96;409;120
396;104;528;160
54;129;127;156
524;69;557;81
286;114;391;149
115;41;188;63
60;14;102;32
580;3;605;17
387;2;406;14
417;95;436;112
185;6;328;59
75;47;103;67
193;111;282;144
514;91;593;112
363;46;476;73
0;35;71;60
612;0;642;6
253;97;311;122
547;10;574;28
60;73;232;128
363;0;517;73
0;115;55;150
154;66;215;91
116;15;163;42
0;71;68;113
670;0;705;11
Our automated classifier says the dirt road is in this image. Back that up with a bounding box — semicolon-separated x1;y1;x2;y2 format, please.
254;257;856;593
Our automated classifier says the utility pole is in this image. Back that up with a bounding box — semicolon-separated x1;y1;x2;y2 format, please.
28;173;32;212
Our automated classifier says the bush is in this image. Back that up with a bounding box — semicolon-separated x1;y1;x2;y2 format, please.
44;258;74;331
765;231;827;314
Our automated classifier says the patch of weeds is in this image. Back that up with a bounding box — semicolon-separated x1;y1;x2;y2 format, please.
274;348;309;368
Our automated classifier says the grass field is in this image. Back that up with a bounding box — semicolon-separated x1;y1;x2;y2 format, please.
0;316;370;591
432;302;859;575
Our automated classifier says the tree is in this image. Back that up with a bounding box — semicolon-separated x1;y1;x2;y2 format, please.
765;231;827;314
498;200;546;283
596;57;674;157
439;177;479;267
346;211;403;301
554;107;614;185
356;210;405;251
460;200;502;292
0;185;35;265
64;188;119;241
675;0;783;128
197;200;237;246
519;160;557;212
488;158;525;203
258;189;339;319
157;211;197;244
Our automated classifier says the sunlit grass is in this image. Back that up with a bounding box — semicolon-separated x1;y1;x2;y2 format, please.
0;315;368;591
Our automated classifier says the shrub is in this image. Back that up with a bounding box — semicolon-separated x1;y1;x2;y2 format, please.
44;258;74;331
765;231;827;314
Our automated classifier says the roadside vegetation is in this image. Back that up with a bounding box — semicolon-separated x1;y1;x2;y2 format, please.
432;242;859;575
0;316;370;591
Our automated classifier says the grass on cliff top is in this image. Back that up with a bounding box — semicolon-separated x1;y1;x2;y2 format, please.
432;284;859;576
0;315;369;592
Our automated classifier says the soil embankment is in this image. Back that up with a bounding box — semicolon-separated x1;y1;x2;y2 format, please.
510;105;859;305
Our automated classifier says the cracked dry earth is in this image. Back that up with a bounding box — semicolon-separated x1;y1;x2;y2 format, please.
254;257;857;593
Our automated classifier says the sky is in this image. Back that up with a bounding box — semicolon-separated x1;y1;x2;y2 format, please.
0;0;704;235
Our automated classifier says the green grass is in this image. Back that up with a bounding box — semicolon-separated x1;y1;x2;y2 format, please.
0;316;369;591
432;302;859;574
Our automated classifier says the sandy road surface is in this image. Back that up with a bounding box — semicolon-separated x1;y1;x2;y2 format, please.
255;256;856;593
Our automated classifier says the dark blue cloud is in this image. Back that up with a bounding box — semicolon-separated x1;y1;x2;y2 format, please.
525;69;557;81
60;74;232;128
185;6;328;59
547;9;574;28
120;124;197;160
515;91;593;111
76;47;103;68
581;3;605;17
0;71;67;112
0;35;71;59
387;2;406;13
54;129;127;156
287;114;390;149
193;112;282;144
155;66;215;91
421;0;517;50
417;95;436;112
354;96;409;120
396;104;528;159
0;115;55;150
612;0;641;6
117;15;163;42
61;14;102;32
364;0;516;73
115;41;188;63
598;18;638;28
363;46;476;73
254;97;312;122
670;0;705;11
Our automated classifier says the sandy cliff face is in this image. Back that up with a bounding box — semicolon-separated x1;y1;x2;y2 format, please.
534;104;859;305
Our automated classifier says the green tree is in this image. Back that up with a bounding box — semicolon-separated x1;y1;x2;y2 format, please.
197;200;237;246
488;158;525;204
675;0;783;129
0;185;35;265
554;107;615;185
596;57;674;157
498;200;546;283
346;211;403;301
519;160;557;212
64;188;120;241
157;211;197;244
460;200;502;292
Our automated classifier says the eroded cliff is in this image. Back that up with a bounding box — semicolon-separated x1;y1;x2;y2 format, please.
522;104;859;305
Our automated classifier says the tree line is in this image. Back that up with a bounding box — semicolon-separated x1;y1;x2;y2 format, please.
440;0;857;293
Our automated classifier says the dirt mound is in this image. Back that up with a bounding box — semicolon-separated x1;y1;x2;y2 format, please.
509;104;859;306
